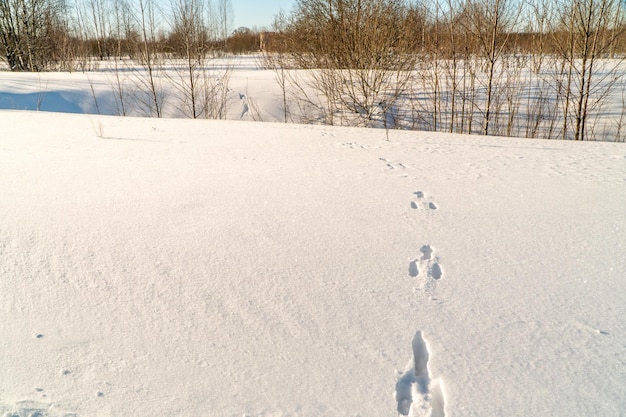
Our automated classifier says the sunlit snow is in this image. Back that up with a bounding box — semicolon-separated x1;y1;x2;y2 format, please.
1;61;625;417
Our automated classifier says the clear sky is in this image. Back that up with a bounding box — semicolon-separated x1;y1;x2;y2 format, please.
232;0;295;30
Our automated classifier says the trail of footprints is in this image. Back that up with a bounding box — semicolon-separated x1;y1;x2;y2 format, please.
407;191;443;292
379;157;410;171
396;190;446;416
375;157;448;415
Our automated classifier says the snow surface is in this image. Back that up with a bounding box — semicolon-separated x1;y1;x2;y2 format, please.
0;58;289;122
1;106;625;417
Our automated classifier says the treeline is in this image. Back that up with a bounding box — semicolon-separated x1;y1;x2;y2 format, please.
1;0;625;140
3;0;624;72
0;0;257;71
264;0;626;140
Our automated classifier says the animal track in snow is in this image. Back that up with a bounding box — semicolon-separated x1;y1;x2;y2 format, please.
409;245;443;282
395;331;446;416
409;245;444;300
341;141;367;148
380;157;410;171
412;331;431;394
420;245;433;260
430;263;443;280
411;191;438;210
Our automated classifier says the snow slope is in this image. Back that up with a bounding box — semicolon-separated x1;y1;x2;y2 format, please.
1;110;625;417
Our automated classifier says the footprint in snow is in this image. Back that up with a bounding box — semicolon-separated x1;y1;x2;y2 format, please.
395;331;446;416
380;157;409;171
411;191;438;210
430;263;443;280
420;245;434;260
409;245;444;298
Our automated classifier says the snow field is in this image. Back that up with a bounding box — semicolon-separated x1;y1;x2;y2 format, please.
0;110;625;417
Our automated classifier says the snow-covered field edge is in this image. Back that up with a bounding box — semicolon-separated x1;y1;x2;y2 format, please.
1;55;626;141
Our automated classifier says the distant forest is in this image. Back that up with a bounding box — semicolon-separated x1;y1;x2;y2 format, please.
1;0;624;70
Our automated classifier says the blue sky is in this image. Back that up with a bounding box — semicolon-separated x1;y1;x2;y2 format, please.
233;0;295;30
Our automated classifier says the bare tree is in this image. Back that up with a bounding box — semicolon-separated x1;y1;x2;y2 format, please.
0;0;67;70
169;0;206;118
458;0;521;135
135;0;165;117
281;0;419;128
262;12;291;123
205;0;219;42
88;0;110;60
550;0;625;140
109;0;135;115
217;0;233;49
